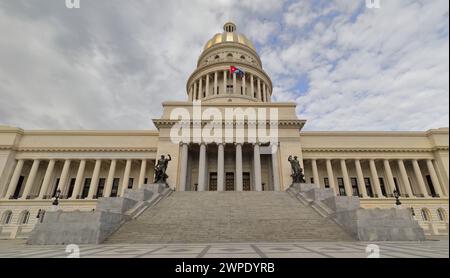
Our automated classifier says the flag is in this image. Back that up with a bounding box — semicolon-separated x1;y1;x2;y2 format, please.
230;66;245;77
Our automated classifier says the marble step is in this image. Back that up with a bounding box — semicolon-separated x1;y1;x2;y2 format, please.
106;191;353;243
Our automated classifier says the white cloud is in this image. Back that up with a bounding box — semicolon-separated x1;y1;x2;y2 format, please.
0;0;448;132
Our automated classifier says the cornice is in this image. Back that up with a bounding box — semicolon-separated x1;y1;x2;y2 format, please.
302;147;448;153
3;147;157;153
300;130;448;137
22;130;159;136
152;119;306;129
197;42;262;68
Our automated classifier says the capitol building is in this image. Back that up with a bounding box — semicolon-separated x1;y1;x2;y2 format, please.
0;22;448;241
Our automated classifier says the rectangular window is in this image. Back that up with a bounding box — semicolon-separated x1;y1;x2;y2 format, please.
111;178;120;197
96;178;106;198
144;178;148;184
243;172;251;191
379;178;387;197
310;177;314;184
226;85;233;93
324;177;330;188
128;178;134;189
81;178;91;199
351;177;360;197
337;177;346;196
364;177;374;197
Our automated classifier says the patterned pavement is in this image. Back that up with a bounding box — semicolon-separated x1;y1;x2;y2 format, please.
0;239;448;258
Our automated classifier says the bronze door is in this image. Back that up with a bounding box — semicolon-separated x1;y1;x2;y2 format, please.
243;172;251;191
225;172;235;191
209;173;217;191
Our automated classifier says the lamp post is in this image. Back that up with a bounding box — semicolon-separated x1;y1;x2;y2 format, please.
393;189;402;208
410;207;415;217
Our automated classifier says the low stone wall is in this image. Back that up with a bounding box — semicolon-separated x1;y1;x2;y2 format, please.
288;183;426;241
26;183;170;245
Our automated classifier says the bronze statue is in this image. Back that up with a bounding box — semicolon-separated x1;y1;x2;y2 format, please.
288;155;305;183
154;154;171;184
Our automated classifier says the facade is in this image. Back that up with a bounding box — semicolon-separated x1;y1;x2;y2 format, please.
0;22;448;240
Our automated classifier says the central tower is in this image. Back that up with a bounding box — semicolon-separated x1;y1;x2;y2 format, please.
186;22;273;103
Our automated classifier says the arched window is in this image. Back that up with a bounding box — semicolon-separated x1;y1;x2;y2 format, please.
1;211;13;225
240;55;245;60
18;210;30;224
227;53;233;58
437;208;447;222
214;55;220;60
421;208;431;221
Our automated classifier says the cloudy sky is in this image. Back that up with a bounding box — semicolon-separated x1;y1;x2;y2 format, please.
0;0;448;131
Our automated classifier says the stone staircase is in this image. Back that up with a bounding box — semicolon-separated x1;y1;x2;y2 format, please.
106;191;353;243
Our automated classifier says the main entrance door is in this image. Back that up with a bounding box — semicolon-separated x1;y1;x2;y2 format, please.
209;172;217;191
225;172;234;191
243;172;251;191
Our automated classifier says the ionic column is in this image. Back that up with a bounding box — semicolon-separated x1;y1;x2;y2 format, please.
369;159;384;198
138;159;147;189
340;159;352;196
38;159;56;199
325;159;337;194
179;144;188;191
198;77;203;98
104;159;117;197
397;159;415;198
233;72;237;94
241;74;246;95
412;159;429;198
383;159;396;196
217;143;224;191
214;71;218;95
5;159;25;199
235;143;243;191
354;159;368;197
311;159;320;187
426;159;444;197
188;86;193;101
120;159;132;196
257;78;262;100
205;74;210;96
198;143;207;191
87;159;102;199
223;70;227;94
262;83;266;102
57;160;71;196
250;74;255;97
271;146;280;191
253;143;262;191
70;159;86;199
193;80;197;100
20;160;40;200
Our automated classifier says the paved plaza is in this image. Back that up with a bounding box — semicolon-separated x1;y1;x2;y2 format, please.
0;239;448;258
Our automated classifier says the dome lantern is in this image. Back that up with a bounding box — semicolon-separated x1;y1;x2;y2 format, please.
223;22;236;33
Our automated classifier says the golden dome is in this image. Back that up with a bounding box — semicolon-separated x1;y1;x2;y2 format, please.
204;22;256;52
